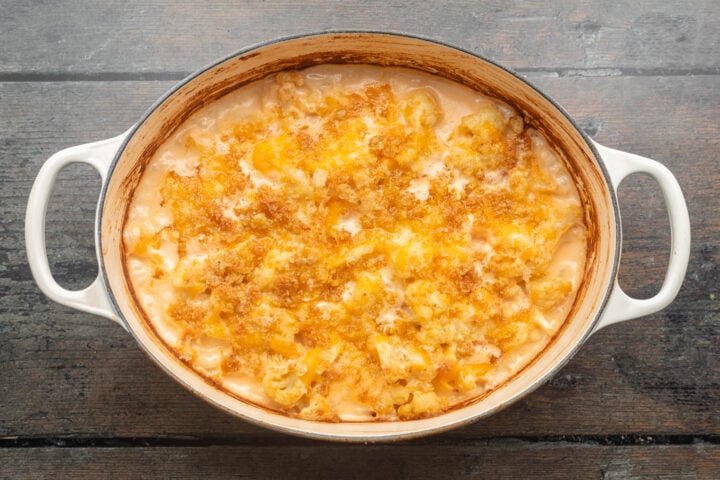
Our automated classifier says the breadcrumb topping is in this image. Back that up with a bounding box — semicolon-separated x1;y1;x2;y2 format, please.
124;66;586;421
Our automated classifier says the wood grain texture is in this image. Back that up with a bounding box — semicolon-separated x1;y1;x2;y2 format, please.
2;76;717;439
2;0;718;476
0;0;719;76
1;444;719;479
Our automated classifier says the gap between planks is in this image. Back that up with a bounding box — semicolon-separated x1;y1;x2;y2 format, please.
1;67;720;83
1;434;719;449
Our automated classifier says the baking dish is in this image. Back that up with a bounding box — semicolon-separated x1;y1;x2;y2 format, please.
26;32;690;441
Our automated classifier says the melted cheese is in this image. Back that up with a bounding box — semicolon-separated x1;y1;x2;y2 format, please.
123;65;587;421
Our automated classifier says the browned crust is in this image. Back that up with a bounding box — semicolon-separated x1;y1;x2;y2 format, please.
118;52;598;422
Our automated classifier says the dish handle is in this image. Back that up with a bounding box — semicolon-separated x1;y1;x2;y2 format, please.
25;132;129;329
591;141;690;333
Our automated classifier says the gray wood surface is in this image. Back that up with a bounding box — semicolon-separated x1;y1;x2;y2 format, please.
2;1;719;76
1;1;719;478
2;445;720;479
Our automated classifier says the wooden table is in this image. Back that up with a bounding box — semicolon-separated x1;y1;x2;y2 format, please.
2;1;718;478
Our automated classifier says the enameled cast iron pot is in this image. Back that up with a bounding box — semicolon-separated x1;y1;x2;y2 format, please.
26;32;691;442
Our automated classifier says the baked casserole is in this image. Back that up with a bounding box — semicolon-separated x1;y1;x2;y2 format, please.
123;65;587;421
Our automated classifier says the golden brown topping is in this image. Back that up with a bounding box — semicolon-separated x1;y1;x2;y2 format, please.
124;66;586;422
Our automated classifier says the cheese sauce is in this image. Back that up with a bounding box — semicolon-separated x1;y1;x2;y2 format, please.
124;65;587;421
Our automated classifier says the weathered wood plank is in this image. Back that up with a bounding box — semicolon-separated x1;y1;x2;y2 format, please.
1;0;719;76
1;444;719;479
2;75;717;439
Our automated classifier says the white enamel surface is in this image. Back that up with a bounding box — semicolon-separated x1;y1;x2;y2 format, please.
25;132;128;328
591;141;691;332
